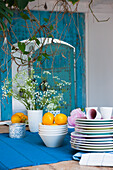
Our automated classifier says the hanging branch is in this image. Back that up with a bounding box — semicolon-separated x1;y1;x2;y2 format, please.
89;0;110;22
0;0;83;75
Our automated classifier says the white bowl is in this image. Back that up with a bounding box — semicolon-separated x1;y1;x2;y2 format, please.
39;133;67;147
39;130;68;135
39;127;68;131
39;128;68;132
39;123;68;130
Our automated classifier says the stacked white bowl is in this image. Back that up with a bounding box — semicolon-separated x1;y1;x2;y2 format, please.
39;123;68;147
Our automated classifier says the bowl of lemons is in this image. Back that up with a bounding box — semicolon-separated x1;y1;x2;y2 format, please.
39;112;68;147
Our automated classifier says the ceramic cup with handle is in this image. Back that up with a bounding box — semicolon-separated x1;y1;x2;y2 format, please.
100;107;112;119
86;107;101;119
85;107;98;113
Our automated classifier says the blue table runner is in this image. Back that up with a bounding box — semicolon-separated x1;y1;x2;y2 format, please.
0;129;75;170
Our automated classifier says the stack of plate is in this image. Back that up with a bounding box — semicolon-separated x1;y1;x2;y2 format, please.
70;118;113;152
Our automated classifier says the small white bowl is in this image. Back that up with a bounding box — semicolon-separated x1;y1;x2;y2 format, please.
39;133;67;147
39;123;68;129
39;130;68;135
39;128;68;133
39;131;68;134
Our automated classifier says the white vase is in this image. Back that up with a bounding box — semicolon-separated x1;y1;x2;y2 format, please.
27;110;43;132
48;110;60;117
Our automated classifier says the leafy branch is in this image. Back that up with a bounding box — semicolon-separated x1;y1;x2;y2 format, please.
0;0;35;31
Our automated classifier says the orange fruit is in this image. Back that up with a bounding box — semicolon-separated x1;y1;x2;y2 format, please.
42;112;54;125
15;112;24;117
49;112;55;122
55;113;67;125
21;115;28;123
11;114;21;123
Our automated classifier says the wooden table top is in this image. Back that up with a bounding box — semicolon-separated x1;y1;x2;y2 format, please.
0;125;113;170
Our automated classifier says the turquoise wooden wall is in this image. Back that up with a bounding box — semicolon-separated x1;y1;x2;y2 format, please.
0;37;12;120
0;11;86;120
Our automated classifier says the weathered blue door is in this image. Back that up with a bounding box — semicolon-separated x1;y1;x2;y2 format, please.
34;43;75;116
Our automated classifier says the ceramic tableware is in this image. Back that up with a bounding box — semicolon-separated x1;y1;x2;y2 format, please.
100;107;112;119
39;133;67;147
86;109;101;119
85;107;98;113
71;118;113;152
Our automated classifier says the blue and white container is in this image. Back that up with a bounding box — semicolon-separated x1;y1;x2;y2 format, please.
9;123;26;138
48;110;60;117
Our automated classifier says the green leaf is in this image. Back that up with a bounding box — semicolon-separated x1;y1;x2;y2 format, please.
0;8;12;23
12;46;16;50
23;51;30;55
28;57;31;61
36;39;40;45
15;0;35;10
37;55;42;61
20;12;30;20
68;0;79;5
31;19;36;22
0;18;7;31
43;18;49;23
29;36;40;46
0;2;13;17
29;35;36;41
81;108;84;112
0;1;13;31
42;53;49;59
48;34;53;38
18;42;25;53
49;25;53;31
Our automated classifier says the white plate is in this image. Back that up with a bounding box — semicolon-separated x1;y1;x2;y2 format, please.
0;121;11;126
71;138;113;144
71;145;113;152
71;131;113;138
71;143;113;149
68;125;75;128
75;131;113;135
75;123;113;127
0;120;29;126
70;141;113;147
71;141;113;146
76;121;113;125
71;144;113;150
71;136;113;142
75;128;113;133
75;125;113;130
76;118;113;122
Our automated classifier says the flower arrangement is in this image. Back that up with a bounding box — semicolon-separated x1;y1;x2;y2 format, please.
68;108;86;126
2;69;71;111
